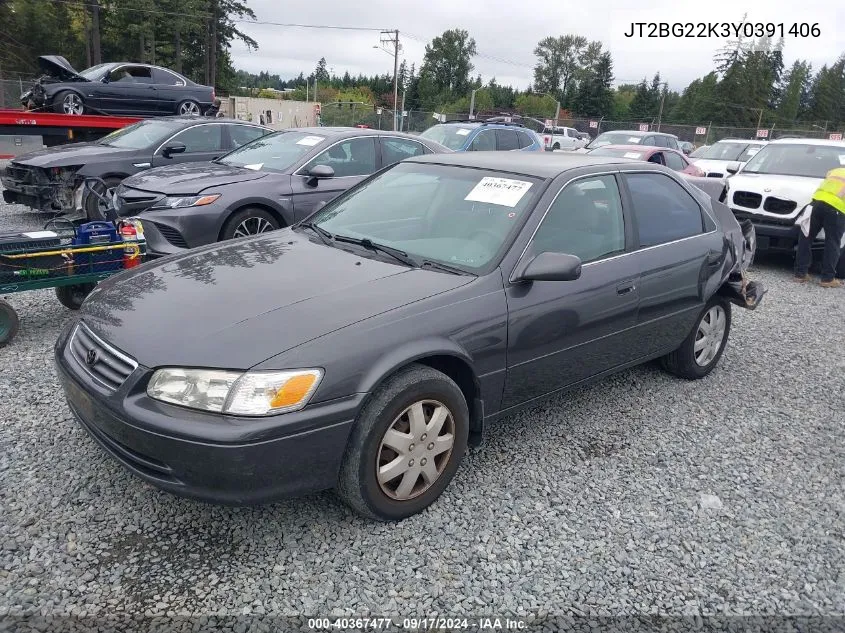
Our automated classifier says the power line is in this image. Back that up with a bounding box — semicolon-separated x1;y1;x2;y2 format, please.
45;0;212;19
234;21;389;32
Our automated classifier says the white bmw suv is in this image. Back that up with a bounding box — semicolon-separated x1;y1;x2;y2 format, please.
724;138;845;263
692;138;768;178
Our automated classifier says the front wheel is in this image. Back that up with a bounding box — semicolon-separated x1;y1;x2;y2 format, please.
0;300;20;347
84;177;123;220
336;364;469;521
53;91;84;115
55;283;97;310
220;208;280;241
661;297;731;379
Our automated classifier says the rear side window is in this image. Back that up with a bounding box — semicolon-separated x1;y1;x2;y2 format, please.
381;137;426;166
516;131;534;149
624;173;704;247
152;68;184;86
496;129;520;151
663;151;686;171
110;65;153;84
469;130;496;151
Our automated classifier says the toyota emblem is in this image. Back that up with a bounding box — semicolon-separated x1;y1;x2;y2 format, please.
763;188;772;192
85;349;98;366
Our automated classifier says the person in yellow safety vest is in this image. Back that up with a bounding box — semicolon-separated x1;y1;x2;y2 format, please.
794;166;845;288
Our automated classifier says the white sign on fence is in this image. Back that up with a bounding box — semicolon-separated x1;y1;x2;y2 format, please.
829;133;843;141
402;111;408;117
544;119;554;127
589;120;598;129
504;116;513;123
638;123;649;132
756;129;769;138
695;126;707;135
376;108;383;115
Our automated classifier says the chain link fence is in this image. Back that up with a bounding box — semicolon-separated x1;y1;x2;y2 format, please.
0;78;37;110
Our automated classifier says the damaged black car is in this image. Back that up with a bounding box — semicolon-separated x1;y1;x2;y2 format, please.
0;117;271;214
21;55;215;117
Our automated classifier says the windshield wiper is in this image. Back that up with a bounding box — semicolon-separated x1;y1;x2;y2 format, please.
297;222;334;245
419;260;471;276
333;235;418;268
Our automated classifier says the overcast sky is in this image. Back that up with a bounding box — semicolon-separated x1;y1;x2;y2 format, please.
230;0;844;92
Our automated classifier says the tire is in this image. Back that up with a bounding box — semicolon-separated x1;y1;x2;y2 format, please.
177;100;202;116
220;208;280;241
552;143;560;150
55;283;97;311
336;364;470;521
53;90;85;115
836;252;845;280
661;297;731;379
84;177;123;220
0;300;20;347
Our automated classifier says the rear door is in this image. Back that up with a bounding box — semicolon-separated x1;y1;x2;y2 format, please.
289;136;378;221
150;123;227;167
502;172;641;408
618;170;724;358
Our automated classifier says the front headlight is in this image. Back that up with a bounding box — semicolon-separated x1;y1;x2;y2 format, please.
153;194;220;209
147;368;323;416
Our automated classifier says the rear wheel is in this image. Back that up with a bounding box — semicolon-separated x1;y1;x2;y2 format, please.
55;283;97;311
836;252;845;280
661;297;731;379
552;143;560;150
177;100;201;116
336;364;469;521
53;91;84;115
220;208;280;241
0;300;20;347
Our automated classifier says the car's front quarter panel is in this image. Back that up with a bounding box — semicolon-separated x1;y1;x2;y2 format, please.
256;272;509;417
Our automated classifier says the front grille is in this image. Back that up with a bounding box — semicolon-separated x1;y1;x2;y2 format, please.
733;191;762;209
763;197;797;215
69;323;137;392
706;172;724;178
5;163;35;183
151;222;189;248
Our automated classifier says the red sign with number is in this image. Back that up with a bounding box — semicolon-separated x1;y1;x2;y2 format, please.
756;129;769;138
829;133;842;141
638;124;648;132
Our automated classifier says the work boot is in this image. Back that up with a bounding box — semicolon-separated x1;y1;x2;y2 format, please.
793;274;809;282
819;279;842;288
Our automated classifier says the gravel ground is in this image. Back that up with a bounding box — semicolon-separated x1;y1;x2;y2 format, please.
1;181;844;631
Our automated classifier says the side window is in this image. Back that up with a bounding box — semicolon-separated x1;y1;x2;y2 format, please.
648;152;665;165
469;130;496;151
303;137;377;177
381;137;426;166
531;175;626;264
496;129;520;151
229;125;269;149
624;173;705;247
152;68;184;86
109;65;153;84
566;128;578;138
516;131;534;149
663;151;686;171
169;125;224;152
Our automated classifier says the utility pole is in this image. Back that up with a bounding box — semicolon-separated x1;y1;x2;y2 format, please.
469;89;477;119
656;82;668;132
380;30;401;131
756;108;763;131
400;90;406;131
554;101;560;126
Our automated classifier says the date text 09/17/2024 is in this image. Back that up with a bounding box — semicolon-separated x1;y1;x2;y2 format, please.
623;22;820;38
307;617;528;630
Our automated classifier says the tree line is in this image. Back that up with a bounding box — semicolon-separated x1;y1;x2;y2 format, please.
1;1;843;129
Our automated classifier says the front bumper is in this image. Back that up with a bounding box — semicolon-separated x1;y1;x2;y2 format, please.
730;209;825;252
1;164;77;212
55;323;358;505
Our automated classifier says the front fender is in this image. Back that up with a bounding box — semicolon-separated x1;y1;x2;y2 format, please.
718;219;767;310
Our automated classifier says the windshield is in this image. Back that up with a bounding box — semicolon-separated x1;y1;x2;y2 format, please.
689;145;709;158
587;132;643;149
97;119;183;149
698;141;763;162
78;63;111;80
741;144;845;178
419;125;475;150
589;147;647;160
310;162;543;272
219;131;325;172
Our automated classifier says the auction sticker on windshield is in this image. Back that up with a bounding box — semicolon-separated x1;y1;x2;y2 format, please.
624;152;642;159
296;136;324;146
627;137;642;143
456;128;471;136
465;177;532;207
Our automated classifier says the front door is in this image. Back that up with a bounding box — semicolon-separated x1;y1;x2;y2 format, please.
99;65;159;114
502;173;641;409
150;123;226;168
290;136;379;222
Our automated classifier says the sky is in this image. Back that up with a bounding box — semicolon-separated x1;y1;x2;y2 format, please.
229;0;844;92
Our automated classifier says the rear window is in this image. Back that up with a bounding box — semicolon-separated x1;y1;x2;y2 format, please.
587;132;644;149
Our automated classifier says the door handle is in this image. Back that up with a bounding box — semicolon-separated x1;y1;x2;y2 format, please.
616;281;636;295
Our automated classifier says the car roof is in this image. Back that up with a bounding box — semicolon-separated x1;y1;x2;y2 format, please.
769;137;845;147
145;115;270;127
714;138;768;144
596;144;660;153
284;127;427;138
598;130;674;137
407;151;634;178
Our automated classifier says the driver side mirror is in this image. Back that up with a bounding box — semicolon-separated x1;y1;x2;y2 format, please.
306;164;334;187
513;252;582;283
101;74;110;84
161;141;187;158
725;161;741;175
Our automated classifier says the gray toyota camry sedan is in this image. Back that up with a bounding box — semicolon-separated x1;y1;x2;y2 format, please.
55;152;764;521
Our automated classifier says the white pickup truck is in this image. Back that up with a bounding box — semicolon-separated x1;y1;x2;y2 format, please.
540;125;588;151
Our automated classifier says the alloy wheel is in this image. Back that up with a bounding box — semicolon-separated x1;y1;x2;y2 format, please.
232;217;274;237
179;101;200;115
694;305;726;366
63;94;83;115
376;399;455;500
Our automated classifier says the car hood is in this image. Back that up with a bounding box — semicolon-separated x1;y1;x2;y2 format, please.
692;159;746;172
122;162;269;194
11;142;138;168
727;172;820;206
37;55;87;82
79;230;473;369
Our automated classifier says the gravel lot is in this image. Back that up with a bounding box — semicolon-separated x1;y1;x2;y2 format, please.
1;181;843;630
